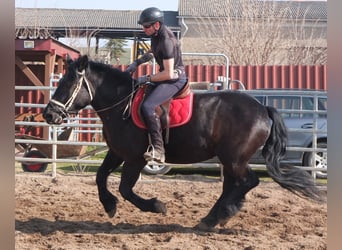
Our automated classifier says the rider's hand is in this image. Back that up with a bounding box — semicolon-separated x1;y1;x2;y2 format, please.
135;75;151;85
126;54;153;74
125;62;138;74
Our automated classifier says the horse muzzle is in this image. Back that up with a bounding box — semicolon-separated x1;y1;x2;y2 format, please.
43;103;66;125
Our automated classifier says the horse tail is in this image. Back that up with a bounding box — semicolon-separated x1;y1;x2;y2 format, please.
262;106;322;201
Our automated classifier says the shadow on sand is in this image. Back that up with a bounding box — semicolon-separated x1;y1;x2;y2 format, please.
15;218;249;236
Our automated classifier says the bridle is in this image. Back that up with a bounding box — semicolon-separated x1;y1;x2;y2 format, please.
48;68;139;118
49;69;94;117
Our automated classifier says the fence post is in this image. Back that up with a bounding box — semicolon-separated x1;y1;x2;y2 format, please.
52;126;57;179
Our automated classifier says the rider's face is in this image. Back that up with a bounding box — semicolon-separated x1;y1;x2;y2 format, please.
142;22;159;36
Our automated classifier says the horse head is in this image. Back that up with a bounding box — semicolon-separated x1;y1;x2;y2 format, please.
43;55;95;124
43;55;135;125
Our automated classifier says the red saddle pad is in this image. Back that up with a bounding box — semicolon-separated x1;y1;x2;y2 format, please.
131;87;194;129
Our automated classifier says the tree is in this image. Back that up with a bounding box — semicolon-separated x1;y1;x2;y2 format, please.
182;0;326;65
104;39;128;64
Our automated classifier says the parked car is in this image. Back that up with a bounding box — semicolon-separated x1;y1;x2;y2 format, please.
143;89;327;178
244;89;327;178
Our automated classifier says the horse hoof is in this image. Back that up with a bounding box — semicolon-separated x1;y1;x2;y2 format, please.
194;222;217;232
107;209;116;218
218;218;229;227
152;198;167;214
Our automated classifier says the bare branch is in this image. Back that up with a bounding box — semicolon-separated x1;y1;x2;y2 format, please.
182;0;326;65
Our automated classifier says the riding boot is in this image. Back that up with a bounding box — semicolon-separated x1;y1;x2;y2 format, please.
143;113;165;163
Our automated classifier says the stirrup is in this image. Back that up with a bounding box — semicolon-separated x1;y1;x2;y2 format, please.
144;145;165;163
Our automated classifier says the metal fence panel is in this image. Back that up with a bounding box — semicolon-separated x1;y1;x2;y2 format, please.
15;86;327;179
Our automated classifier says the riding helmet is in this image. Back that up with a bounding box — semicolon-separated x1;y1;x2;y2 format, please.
138;7;164;25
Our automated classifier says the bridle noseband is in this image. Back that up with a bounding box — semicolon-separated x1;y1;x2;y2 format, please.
49;69;94;117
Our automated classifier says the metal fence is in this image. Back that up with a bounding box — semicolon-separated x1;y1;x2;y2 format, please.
15;79;327;179
15;53;326;179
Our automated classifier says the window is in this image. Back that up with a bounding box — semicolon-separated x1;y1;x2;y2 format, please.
267;96;300;118
250;92;326;119
253;95;264;104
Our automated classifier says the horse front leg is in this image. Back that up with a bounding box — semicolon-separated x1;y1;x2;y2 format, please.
96;150;123;218
119;161;167;214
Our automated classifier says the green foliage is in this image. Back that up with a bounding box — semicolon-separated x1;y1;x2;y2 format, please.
105;39;128;64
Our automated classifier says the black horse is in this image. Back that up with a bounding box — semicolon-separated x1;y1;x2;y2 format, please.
43;55;321;230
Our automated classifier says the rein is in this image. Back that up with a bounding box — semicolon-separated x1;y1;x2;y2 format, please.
92;79;138;118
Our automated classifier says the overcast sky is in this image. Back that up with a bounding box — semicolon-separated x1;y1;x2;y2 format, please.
15;0;179;11
15;0;326;11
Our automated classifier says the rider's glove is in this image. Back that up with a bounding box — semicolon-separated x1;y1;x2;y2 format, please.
125;53;153;74
125;62;138;74
135;75;151;85
136;53;153;65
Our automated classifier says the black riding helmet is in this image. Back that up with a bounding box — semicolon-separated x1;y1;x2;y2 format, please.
138;7;164;25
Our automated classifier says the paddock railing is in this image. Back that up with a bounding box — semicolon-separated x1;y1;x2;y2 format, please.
15;79;327;180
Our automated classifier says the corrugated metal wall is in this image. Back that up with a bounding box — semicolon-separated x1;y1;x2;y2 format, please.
123;64;327;90
229;65;327;90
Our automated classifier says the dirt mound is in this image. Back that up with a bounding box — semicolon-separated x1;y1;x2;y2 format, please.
15;173;326;249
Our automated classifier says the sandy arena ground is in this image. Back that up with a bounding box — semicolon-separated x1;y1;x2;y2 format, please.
15;173;327;250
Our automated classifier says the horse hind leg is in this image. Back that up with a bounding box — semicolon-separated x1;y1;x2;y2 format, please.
196;120;267;229
217;169;259;226
196;166;259;230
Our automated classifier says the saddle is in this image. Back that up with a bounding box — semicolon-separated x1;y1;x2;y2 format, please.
131;82;194;142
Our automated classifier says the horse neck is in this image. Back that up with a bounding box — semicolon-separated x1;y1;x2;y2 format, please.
88;64;134;116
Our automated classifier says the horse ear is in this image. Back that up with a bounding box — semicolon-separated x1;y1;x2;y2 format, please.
64;54;73;66
79;55;89;71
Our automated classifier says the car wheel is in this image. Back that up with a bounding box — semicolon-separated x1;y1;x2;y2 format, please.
142;163;172;175
303;141;327;179
22;150;48;172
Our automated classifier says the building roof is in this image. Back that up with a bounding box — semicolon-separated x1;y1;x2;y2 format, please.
15;8;180;39
178;0;327;20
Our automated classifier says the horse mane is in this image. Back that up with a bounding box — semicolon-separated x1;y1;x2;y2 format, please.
81;58;133;86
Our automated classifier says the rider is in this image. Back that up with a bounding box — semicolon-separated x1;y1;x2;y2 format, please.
126;7;187;163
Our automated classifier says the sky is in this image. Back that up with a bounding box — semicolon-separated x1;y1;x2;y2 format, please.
15;0;326;10
15;0;327;10
15;0;327;11
15;0;179;11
